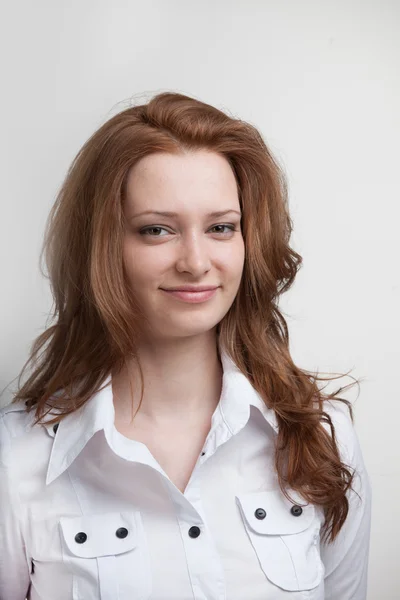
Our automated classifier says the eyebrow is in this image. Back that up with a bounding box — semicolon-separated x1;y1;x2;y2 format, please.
130;209;242;219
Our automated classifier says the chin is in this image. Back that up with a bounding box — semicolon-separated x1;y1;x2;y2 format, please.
153;316;222;338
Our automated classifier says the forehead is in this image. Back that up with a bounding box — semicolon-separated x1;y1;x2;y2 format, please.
124;150;239;211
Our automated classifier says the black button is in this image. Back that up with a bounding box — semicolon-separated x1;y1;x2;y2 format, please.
188;526;201;538
74;531;87;544
201;451;205;456
255;508;266;520
116;527;128;539
291;505;303;517
53;423;59;434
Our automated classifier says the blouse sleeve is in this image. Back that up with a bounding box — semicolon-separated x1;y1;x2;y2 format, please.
320;400;372;599
0;412;31;600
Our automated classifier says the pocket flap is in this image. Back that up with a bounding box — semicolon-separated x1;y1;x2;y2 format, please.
59;511;139;558
236;489;315;535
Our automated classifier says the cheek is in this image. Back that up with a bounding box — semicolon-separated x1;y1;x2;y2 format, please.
223;240;245;276
123;241;168;285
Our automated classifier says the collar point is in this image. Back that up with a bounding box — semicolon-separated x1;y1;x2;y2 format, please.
45;470;57;486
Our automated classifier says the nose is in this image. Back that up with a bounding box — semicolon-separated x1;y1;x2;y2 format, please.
175;232;212;276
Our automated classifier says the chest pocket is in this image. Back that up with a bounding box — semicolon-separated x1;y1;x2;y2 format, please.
236;489;324;592
59;511;152;600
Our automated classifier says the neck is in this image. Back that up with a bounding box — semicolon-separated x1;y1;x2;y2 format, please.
112;331;223;429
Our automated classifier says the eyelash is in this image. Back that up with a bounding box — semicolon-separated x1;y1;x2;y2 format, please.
139;224;237;237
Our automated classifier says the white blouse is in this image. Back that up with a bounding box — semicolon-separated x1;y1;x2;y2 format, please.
0;347;372;600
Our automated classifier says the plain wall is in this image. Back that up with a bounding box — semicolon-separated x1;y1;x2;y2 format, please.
0;1;399;598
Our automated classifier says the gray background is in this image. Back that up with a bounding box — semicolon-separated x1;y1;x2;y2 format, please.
0;1;398;597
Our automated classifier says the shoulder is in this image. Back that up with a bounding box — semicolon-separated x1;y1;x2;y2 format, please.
0;399;34;436
320;398;366;471
0;400;52;470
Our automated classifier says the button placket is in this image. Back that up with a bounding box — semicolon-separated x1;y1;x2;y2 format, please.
177;477;225;599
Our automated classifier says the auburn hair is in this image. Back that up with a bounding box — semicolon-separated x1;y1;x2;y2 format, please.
12;91;360;544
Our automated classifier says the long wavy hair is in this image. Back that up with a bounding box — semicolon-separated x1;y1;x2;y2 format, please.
12;91;360;544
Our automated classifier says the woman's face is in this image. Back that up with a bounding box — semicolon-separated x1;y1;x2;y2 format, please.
122;150;245;340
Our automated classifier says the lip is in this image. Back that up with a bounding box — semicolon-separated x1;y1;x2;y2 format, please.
160;288;218;303
161;286;219;292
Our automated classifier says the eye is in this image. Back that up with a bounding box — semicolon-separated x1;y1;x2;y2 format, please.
139;226;169;237
139;224;237;237
209;224;236;234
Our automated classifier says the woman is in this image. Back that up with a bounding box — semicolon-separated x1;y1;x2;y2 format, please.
0;92;371;599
